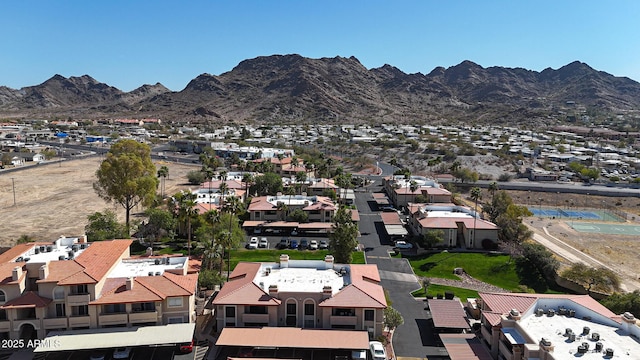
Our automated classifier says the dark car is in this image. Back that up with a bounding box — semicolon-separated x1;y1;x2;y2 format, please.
278;237;290;249
289;239;299;249
299;238;309;250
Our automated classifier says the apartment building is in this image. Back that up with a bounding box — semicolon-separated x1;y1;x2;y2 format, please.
212;255;387;338
247;195;337;223
382;175;452;209
476;292;640;360
0;237;197;340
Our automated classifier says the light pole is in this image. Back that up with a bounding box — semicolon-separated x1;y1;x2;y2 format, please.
11;178;16;206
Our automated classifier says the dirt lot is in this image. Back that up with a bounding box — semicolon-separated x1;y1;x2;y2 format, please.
0;156;198;246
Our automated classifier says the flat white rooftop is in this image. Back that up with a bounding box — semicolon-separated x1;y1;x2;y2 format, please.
518;312;640;358
108;257;187;278
254;263;347;294
426;211;474;219
17;238;89;263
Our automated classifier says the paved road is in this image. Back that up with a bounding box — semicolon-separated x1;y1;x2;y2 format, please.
354;182;448;358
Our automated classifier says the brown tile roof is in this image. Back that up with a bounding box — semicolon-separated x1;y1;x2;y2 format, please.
37;260;85;283
57;270;97;285
213;263;280;306
482;311;504;326
2;291;52;309
216;327;369;350
0;262;25;285
0;243;47;263
74;240;132;281
380;212;403;225
91;278;163;305
478;292;618;321
428;299;470;329
439;334;493;360
320;265;386;309
142;272;198;297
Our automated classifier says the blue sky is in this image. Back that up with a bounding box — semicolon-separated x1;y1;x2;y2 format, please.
2;1;639;91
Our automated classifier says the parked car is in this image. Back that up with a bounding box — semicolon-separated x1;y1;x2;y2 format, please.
89;350;107;360
394;240;413;249
289;239;299;249
247;237;259;249
369;341;386;360
299;238;309;250
309;240;318;250
380;206;398;212
319;240;329;249
113;347;131;359
259;237;268;248
278;237;290;249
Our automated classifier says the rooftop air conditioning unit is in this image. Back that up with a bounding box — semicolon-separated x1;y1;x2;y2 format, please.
148;272;154;276
548;309;555;317
595;342;603;351
155;259;160;265
583;326;590;335
605;348;614;357
155;272;161;276
536;308;544;316
592;333;600;341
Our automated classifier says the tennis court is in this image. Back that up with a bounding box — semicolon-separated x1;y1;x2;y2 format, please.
569;222;640;235
528;207;624;222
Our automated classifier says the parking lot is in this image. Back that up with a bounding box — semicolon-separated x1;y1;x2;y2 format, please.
245;234;330;251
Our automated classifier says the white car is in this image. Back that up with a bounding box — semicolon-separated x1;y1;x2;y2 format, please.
369;341;387;360
394;240;413;249
309;240;318;250
248;237;259;249
259;237;268;248
113;347;131;359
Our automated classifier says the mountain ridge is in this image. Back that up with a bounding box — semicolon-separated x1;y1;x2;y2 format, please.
1;55;639;125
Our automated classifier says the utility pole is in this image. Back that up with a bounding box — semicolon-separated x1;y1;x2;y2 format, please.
11;178;16;206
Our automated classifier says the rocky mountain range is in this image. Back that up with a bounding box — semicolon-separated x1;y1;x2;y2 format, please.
1;54;639;125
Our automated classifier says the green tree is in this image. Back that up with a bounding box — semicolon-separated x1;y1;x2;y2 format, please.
221;196;244;280
288;208;309;223
600;290;640;316
488;181;499;202
422;229;444;248
251;173;284;196
187;170;205;185
138;208;176;242
561;263;621;295
329;207;359;263
15;234;35;244
198;269;224;290
515;242;559;292
383;306;404;330
174;191;198;257
85;210;128;241
93;139;158;232
484;190;532;255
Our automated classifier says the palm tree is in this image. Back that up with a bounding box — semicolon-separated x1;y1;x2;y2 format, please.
204;209;221;271
295;171;307;194
241;173;254;201
157;166;169;198
276;201;289;221
221;195;242;280
470;187;482;249
218;182;229;210
409;180;418;209
176;191;198;258
203;167;215;206
488;181;499;202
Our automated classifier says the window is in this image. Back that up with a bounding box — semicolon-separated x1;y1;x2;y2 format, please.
0;310;7;321
72;284;88;295
72;305;88;316
286;300;297;327
55;303;66;317
247;306;267;314
103;304;125;314
225;307;236;318
364;309;374;321
304;303;314;316
0;291;5;303
168;317;184;324
287;303;296;315
53;287;65;300
132;302;156;312
168;297;183;307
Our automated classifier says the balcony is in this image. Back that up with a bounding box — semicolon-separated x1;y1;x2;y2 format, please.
99;313;128;326
67;294;91;306
43;317;68;329
241;313;269;324
330;315;357;326
68;316;90;328
129;311;158;324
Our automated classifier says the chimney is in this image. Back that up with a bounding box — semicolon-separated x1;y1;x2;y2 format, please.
126;277;134;290
12;266;22;281
39;263;49;280
78;234;87;243
539;338;554;359
145;247;153;256
323;285;333;299
269;285;278;296
509;308;522;320
324;255;334;270
621;312;636;332
279;254;289;268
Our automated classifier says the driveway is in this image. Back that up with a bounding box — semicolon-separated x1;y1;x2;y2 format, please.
354;185;448;358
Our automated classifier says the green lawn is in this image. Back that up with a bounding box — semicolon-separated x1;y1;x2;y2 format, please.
407;251;520;291
229;249;365;270
412;284;479;302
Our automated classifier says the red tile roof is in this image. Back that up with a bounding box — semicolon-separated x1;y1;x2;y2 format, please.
37;260;85;283
0;262;25;285
320;265;386;309
0;243;47;263
380;212;403;225
91;278;163;304
428;299;470;329
213;263;281;306
2;291;52;309
74;240;132;282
